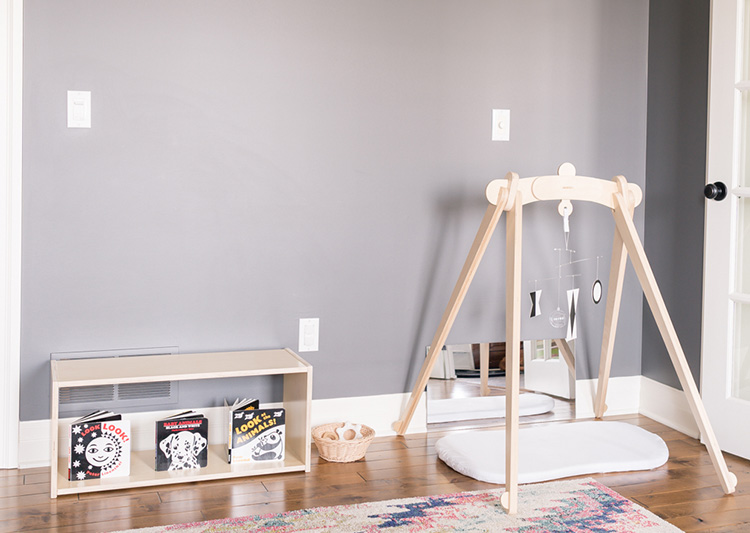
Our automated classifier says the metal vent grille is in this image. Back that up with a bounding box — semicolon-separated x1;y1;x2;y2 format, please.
118;381;172;400
52;347;179;416
59;385;116;404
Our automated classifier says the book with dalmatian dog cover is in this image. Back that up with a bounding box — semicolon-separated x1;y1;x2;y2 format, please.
155;411;209;471
228;403;285;464
68;411;131;481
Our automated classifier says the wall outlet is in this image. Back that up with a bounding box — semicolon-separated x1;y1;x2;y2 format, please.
299;318;319;352
491;109;510;141
68;91;91;128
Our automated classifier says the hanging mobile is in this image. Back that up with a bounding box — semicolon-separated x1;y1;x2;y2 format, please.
549;249;567;328
530;280;542;318
566;272;580;341
592;256;602;304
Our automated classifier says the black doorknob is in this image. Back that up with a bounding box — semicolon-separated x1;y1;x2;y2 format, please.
704;182;728;201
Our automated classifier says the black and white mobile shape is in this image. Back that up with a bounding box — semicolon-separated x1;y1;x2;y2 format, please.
549;307;567;329
566;288;579;341
592;279;602;304
592;256;602;304
549;248;567;328
530;289;542;318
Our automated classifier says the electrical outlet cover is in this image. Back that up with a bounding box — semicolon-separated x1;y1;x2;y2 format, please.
491;109;510;141
298;318;319;352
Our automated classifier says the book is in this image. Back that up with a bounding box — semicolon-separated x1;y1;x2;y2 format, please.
229;407;285;463
225;398;258;464
68;411;131;481
155;411;209;471
227;398;260;412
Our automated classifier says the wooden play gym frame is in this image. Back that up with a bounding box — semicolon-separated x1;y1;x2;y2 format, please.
393;163;737;514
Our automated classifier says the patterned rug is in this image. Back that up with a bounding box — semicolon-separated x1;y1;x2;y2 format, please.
115;478;681;532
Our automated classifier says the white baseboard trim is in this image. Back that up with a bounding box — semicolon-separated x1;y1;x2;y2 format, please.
311;392;427;437
18;392;427;468
639;376;699;439
575;376;641;419
17;379;701;468
18;419;49;468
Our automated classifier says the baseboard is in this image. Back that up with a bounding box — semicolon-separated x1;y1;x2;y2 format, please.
18;392;427;468
575;376;641;419
17;419;49;468
310;392;426;437
18;380;699;468
639;376;699;439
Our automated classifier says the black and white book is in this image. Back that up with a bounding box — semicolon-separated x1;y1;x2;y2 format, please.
68;411;131;481
155;411;209;471
226;398;260;412
225;398;258;464
229;407;285;464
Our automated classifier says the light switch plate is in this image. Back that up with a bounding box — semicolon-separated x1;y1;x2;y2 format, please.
299;318;319;352
68;91;91;128
492;109;510;141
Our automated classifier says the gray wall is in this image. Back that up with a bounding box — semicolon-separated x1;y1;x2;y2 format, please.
642;0;710;389
21;0;649;421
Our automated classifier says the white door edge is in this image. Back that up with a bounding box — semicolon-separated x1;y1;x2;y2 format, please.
701;0;750;458
0;0;23;469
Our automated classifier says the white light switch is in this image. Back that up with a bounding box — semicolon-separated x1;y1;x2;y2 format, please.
68;91;91;128
299;318;319;352
491;109;510;141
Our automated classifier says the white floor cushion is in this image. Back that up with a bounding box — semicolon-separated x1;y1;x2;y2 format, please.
436;421;669;484
427;393;555;423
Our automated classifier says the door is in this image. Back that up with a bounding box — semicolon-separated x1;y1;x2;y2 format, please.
0;0;22;469
522;339;575;400
702;0;750;459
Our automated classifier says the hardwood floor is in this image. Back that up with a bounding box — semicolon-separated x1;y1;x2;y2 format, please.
1;414;749;532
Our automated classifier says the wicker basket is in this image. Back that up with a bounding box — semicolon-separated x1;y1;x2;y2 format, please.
312;422;375;462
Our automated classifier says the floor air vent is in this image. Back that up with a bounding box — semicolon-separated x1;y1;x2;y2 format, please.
52;347;179;417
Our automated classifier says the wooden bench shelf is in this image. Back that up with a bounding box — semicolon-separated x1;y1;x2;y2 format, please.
49;348;312;498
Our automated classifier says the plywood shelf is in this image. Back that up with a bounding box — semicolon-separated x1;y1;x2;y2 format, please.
55;445;307;496
50;348;312;498
51;349;310;386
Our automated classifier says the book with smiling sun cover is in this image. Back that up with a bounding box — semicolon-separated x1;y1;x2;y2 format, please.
68;411;131;481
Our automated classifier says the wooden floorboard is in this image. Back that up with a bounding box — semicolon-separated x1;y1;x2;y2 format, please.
2;414;749;532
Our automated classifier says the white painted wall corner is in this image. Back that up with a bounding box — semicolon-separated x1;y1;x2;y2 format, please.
639;376;699;439
575;376;641;419
576;375;699;439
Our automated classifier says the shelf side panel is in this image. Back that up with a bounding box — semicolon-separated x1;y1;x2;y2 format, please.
284;370;312;471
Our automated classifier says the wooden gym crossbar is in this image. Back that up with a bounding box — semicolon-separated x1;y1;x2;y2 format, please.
393;163;737;514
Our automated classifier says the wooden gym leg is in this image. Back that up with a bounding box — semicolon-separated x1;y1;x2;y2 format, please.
554;338;576;380
394;190;509;435
501;193;523;514
612;193;737;494
480;343;490;396
594;221;629;418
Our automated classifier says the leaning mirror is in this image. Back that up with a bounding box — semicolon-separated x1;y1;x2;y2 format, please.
426;339;576;429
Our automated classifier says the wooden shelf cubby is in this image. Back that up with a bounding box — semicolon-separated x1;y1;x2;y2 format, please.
49;348;312;498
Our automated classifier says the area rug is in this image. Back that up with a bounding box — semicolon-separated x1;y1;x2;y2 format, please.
436;421;669;484
427;393;555;423
114;477;680;532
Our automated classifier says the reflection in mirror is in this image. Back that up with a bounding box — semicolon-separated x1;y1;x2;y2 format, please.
426;339;576;429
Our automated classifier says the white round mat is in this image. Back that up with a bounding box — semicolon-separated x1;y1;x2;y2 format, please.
436;421;669;484
427;393;555;424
